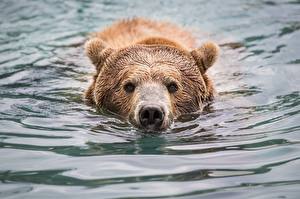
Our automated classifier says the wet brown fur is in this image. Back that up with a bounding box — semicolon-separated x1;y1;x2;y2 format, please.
84;18;219;121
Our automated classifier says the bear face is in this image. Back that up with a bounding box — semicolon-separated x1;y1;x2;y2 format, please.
85;37;219;132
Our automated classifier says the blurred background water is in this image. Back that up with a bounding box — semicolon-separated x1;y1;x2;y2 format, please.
0;0;300;198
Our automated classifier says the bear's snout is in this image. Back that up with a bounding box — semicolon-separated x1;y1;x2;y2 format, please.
138;105;165;131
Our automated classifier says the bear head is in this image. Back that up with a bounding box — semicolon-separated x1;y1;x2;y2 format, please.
84;37;219;132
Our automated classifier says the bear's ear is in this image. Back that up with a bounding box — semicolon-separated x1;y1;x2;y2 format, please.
84;38;114;70
191;41;219;74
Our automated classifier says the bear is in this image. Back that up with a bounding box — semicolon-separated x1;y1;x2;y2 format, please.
84;18;219;132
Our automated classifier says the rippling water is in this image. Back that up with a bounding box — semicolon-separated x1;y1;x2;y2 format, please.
0;0;300;198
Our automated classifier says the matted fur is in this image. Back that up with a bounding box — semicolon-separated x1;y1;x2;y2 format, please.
84;18;219;127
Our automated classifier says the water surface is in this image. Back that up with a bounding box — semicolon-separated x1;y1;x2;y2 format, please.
0;0;300;198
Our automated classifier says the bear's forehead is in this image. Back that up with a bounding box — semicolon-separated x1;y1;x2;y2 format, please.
113;63;184;84
110;45;193;68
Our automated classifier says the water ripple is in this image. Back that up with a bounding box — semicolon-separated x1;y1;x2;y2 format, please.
0;0;299;198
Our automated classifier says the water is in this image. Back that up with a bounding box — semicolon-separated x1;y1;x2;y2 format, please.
0;0;299;198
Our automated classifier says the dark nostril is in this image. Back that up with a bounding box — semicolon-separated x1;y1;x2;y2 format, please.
139;106;164;128
154;110;160;120
142;110;150;120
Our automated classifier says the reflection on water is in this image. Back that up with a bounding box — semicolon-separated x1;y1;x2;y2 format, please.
0;0;300;198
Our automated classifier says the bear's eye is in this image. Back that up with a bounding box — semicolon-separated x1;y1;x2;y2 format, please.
124;82;135;93
167;82;178;93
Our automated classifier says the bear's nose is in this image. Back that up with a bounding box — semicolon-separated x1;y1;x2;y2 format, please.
139;105;164;130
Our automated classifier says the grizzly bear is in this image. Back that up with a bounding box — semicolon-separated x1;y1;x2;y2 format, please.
84;18;219;132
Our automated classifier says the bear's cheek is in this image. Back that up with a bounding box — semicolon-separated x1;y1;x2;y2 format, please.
170;90;201;116
107;90;136;117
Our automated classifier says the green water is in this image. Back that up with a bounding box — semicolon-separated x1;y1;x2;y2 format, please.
0;0;300;198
